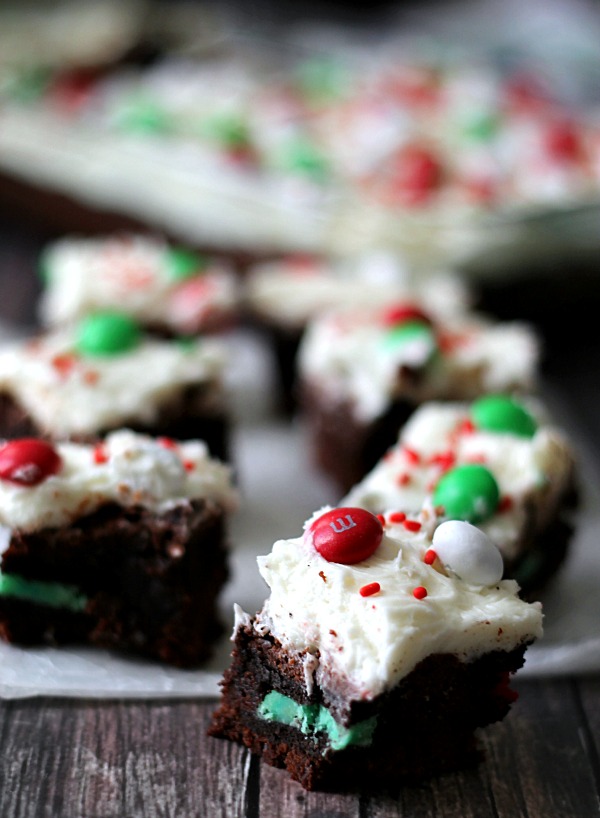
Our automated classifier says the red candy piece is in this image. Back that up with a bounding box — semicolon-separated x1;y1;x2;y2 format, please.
310;507;384;565
381;303;432;327
544;121;583;163
0;439;62;486
388;144;442;206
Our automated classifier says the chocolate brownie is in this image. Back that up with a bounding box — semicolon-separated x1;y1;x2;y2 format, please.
0;316;229;460
298;302;539;492
344;397;578;594
0;431;237;666
210;505;543;789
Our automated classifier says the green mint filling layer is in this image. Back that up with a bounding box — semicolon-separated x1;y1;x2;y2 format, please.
258;690;377;752
0;569;88;612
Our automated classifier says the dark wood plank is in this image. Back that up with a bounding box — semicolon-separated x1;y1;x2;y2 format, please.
0;699;251;818
2;679;600;817
481;678;600;817
259;762;361;817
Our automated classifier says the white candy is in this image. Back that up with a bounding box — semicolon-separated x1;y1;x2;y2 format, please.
432;520;504;586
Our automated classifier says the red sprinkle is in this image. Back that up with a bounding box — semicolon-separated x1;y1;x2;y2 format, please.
429;451;456;471
381;303;432;328
376;513;386;526
83;370;99;386
498;495;514;513
158;437;178;449
360;582;381;598
466;453;487;464
51;353;77;378
403;519;422;532
403;447;421;465
413;586;428;600
93;444;108;465
458;419;475;435
388;511;406;524
423;549;437;565
183;460;195;472
396;472;411;486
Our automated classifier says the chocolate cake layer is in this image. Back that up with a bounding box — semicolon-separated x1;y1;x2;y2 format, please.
0;385;229;462
210;622;527;791
0;498;228;666
300;382;417;492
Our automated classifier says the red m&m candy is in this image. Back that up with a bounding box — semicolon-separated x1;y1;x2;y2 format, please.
309;507;384;564
0;439;62;486
381;303;432;327
388;144;442;206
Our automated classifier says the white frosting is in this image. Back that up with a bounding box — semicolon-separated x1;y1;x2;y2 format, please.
344;401;575;561
245;251;470;329
298;306;539;422
256;509;543;699
1;52;598;260
39;234;240;333
0;429;237;532
0;329;226;436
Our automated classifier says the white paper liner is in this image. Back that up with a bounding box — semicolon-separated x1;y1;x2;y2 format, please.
0;329;595;698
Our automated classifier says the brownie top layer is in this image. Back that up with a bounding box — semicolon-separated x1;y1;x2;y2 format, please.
0;430;237;532
39;234;239;334
298;301;539;423
245;251;469;329
255;506;543;700
0;327;226;436
344;398;575;561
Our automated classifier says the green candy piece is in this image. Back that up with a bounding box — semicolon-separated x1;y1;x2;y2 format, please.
258;690;376;752
382;320;438;358
164;248;207;282
433;463;500;524
202;113;252;149
117;97;171;135
282;137;329;180
464;112;500;141
295;57;346;103
77;311;141;357
5;66;51;103
0;569;87;612
471;395;537;438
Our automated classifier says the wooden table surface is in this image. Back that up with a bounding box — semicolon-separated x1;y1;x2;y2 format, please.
0;226;599;817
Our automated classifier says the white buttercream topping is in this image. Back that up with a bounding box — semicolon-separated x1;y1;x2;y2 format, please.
344;401;575;560
245;251;470;329
299;306;539;422
0;429;237;532
1;50;599;261
0;329;226;436
256;508;542;699
39;234;239;333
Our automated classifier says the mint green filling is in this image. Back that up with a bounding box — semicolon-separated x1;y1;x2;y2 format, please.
0;569;88;612
258;690;377;752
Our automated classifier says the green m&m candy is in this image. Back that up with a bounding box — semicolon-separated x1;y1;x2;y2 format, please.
433;463;500;524
471;395;537;438
282;137;329;181
202;113;252;149
463;112;499;142
76;311;141;357
164;248;207;282
117;97;171;135
382;320;438;365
